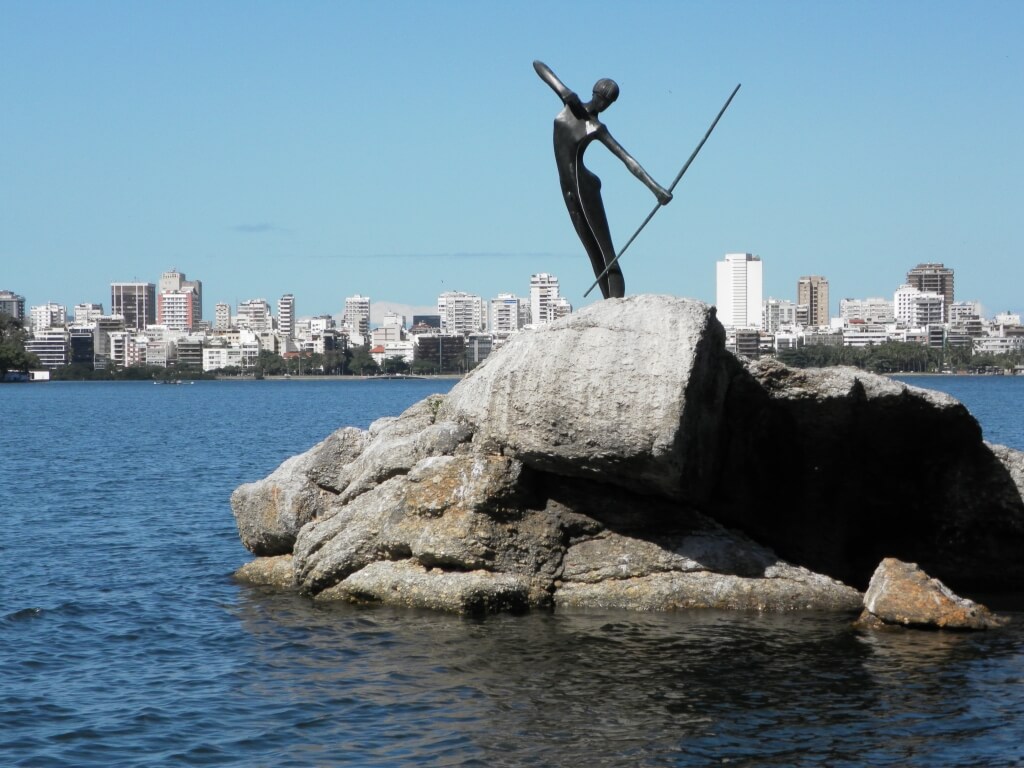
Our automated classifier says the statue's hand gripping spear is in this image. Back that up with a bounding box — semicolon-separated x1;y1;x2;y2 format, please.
583;83;742;298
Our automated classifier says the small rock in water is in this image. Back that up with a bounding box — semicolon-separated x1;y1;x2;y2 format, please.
855;557;1006;630
233;555;297;590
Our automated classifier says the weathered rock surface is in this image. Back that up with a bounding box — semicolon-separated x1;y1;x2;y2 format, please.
315;560;531;615
230;295;1024;615
233;554;297;590
556;567;861;612
438;295;731;502
855;558;1006;630
231;426;368;555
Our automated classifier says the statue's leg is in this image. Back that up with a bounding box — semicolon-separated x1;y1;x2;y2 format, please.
577;182;622;299
571;213;613;298
604;260;625;299
566;188;610;299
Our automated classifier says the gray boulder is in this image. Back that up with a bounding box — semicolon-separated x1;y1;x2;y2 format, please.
315;560;531;615
556;527;861;611
713;358;1024;591
233;555;297;590
556;568;861;612
292;453;563;604
439;295;731;503
230;426;368;555
287;443;859;613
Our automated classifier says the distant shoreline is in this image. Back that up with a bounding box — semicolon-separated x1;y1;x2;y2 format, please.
220;374;465;382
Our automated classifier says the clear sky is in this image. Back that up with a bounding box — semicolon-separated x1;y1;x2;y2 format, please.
2;1;1021;321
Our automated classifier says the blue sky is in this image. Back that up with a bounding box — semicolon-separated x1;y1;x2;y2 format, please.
2;1;1021;321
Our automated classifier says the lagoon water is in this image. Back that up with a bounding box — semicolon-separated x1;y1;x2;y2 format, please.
2;376;1023;766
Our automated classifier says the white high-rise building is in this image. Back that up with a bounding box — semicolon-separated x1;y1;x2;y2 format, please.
214;303;232;331
159;270;184;294
158;270;202;327
530;273;570;326
906;263;954;322
371;314;406;346
30;303;67;333
949;301;982;323
277;294;296;339
73;303;104;326
309;315;336;336
157;290;197;331
24;328;70;367
715;253;763;329
894;284;944;327
839;298;896;324
343;295;371;338
438;291;487;335
762;298;799;333
237;299;273;332
491;293;530;333
0;290;26;322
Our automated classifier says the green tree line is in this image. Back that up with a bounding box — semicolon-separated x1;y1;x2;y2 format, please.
248;346;455;377
49;363;217;381
777;341;1024;373
0;314;39;378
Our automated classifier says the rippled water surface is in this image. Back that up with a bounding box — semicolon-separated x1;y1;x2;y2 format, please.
3;377;1023;766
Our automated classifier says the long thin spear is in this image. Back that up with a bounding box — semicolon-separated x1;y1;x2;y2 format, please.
584;82;742;298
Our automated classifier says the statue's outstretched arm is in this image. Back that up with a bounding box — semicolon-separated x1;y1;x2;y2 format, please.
600;132;672;205
533;60;586;118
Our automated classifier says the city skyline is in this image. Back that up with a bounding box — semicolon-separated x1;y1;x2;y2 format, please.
2;2;1021;318
0;254;1013;330
14;256;1024;372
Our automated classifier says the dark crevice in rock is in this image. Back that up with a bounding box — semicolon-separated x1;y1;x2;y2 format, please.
414;557;488;573
417;557;489;573
711;360;1024;593
538;472;710;541
339;590;382;606
311;483;342;496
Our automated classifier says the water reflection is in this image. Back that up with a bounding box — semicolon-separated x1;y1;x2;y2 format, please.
231;592;1023;766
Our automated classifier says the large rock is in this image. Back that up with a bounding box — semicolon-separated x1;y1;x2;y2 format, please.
230;426;368;555
291;453;562;603
316;560;531;615
233;555;297;590
556;568;861;612
438;295;731;502
334;396;471;503
855;558;1006;630
287;443;861;612
713;358;1024;591
230;295;1024;614
555;529;861;611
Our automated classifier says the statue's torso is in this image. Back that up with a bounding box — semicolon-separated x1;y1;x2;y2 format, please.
553;106;604;187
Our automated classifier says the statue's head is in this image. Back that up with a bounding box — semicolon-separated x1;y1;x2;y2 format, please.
590;78;619;112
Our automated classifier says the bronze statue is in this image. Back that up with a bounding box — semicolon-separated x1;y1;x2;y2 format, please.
534;60;672;299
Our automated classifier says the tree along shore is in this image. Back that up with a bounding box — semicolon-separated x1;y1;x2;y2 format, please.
7;335;1024;382
777;341;1024;374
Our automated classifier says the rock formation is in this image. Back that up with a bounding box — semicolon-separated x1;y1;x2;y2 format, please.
231;295;1024;615
714;359;1024;592
854;558;1006;630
